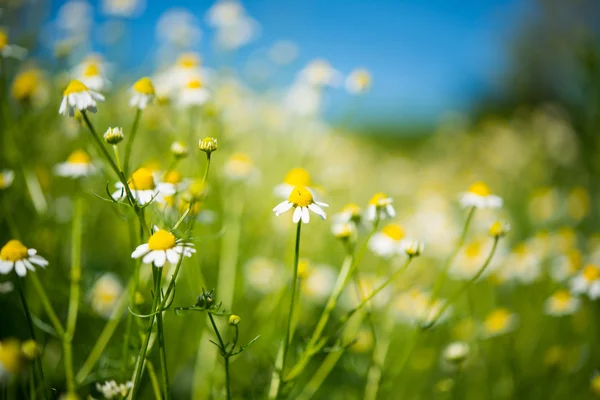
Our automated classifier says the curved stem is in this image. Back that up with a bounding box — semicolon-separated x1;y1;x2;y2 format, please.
282;221;302;372
124;108;142;176
17;279;49;400
29;273;65;337
154;268;170;400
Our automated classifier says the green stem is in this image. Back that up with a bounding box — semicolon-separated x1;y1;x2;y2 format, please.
146;360;163;400
153;267;170;400
129;266;163;399
173;154;211;232
124;108;142;176
364;314;394;400
17;279;48;400
207;313;231;400
225;357;231;400
64;194;83;394
29;273;65;337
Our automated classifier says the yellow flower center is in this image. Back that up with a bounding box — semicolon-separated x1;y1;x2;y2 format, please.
381;224;405;241
342;203;361;216
464;241;482;258
484;308;511;333
147;230;176;251
63;80;89;96
0;339;22;374
129;168;155;191
164;170;182;185
283;168;311;187
177;53;201;69
552;290;572;310
0;240;28;262
83;63;101;77
133;77;155;95
12;71;39;100
288;186;314;207
186;79;204;89
143;160;162;172
468;181;492;196
67;149;91;165
583;264;600;282
0;30;7;50
369;192;388;206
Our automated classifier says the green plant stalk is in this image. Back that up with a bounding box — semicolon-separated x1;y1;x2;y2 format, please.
129;266;163;400
17;279;48;400
364;313;394;400
207;313;232;400
124;108;142;176
217;193;243;315
146;360;163;400
173;154;211;232
64;194;84;394
153;267;171;400
29;273;65;337
284;253;354;382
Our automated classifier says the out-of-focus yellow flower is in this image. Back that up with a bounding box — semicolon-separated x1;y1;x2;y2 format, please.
55;149;96;178
528;187;559;223
482;308;518;338
12;69;40;101
130;77;155;109
91;274;123;318
0;170;14;190
274;168;313;198
567;187;590;222
460;181;503;209
0;339;23;380
345;68;372;94
368;223;409;258
366;192;395;222
570;264;600;300
224;152;256;182
21;340;41;360
489;221;510;238
544;289;581;317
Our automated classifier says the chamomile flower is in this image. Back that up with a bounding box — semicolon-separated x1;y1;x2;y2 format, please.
178;78;210;108
544;289;581;316
368;223;410;258
450;238;499;280
274;168;314;198
331;221;357;241
96;380;133;399
90;273;123;318
345;68;372;94
113;167;175;206
272;186;328;223
481;308;518;338
0;29;27;59
392;288;451;327
0;170;14;190
244;257;286;294
131;228;195;267
76;60;110;92
333;203;362;225
551;249;582;282
497;242;541;284
365;192;395;222
301;264;337;303
460;182;503;209
442;341;470;366
130;77;155;109
224;152;258;182
0;339;22;382
11;69;44;103
0;240;48;277
59;80;105;116
299;59;341;88
54;149;96;178
570;264;600;300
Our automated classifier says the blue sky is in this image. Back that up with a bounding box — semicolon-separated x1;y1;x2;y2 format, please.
47;0;533;124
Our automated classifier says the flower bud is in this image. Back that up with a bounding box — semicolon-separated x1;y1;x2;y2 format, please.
170;141;188;159
21;340;41;360
199;137;218;155
229;315;241;326
489;221;510;238
103;127;124;145
443;341;469;365
405;240;424;257
331;222;356;241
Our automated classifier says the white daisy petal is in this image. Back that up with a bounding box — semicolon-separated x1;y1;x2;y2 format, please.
0;261;14;274
15;261;27;277
293;207;302;223
153;251;167;267
131;244;150;259
301;207;310;223
166;249;179;264
142;251;157;265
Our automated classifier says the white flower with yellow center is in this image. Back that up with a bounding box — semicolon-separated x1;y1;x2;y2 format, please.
131;228;195;267
551;249;582;282
244;257;286;294
113;167;175;206
450;238;499;280
442;341;470;366
570;264;600;299
0;29;27;59
299;59;341;87
224;152;258;182
0;240;48;277
345;68;372;94
77;61;110;92
544;289;581;316
179;78;210;108
368;223;410;258
274;168;315;198
392;288;451;327
301;264;337;303
273;186;328;223
58;80;105;117
0;170;14;190
365;192;395;222
481;308;518;338
54;149;96;178
497;242;541;284
90;273;123;319
96;380;133;399
333;203;362;225
460;182;503;209
130;77;155;109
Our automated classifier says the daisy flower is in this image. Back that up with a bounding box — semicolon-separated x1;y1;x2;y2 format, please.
90;273;123;318
54;149;96;178
131;228;195;267
272;186;328;223
442;341;470;366
368;223;410;258
570;264;600;299
345;68;372;94
331;221;357;241
96;380;133;399
0;240;49;277
0;29;27;59
481;308;518;338
391;288;451;327
130;77;155;109
77;61;109;92
365;192;395;222
223;152;258;182
298;59;341;88
333;203;362;225
273;167;314;198
301;264;337;303
460;181;503;209
544;289;581;317
113;167;175;206
170;141;188;159
0;170;14;190
0;339;22;381
58;80;105;117
11;69;42;102
497;242;542;284
450;238;499;281
178;78;210;108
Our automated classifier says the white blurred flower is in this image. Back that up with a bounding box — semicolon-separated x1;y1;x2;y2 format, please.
206;0;259;50
301;265;337;303
178;78;211;108
101;0;145;18
56;0;93;35
365;192;395;222
54;149;96;178
392;288;451;327
497;243;541;284
244;257;286;294
460;182;503;209
90;274;123;318
0;170;14;190
544;289;581;317
269;40;298;65
345;68;372;94
156;8;201;47
369;223;410;258
0;29;27;60
96;380;133;399
284;83;321;116
481;308;518;338
223;152;259;182
571;264;600;300
273;168;315;199
298;59;341;88
112;168;175;206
